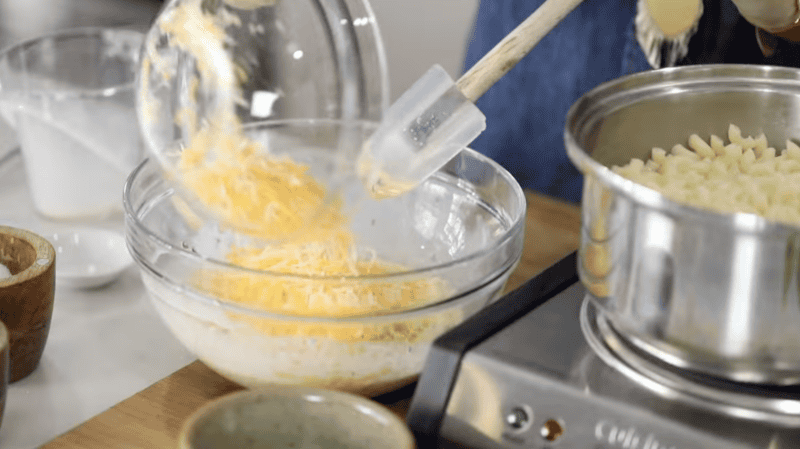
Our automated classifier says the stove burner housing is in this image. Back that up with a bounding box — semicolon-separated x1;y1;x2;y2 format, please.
407;253;800;449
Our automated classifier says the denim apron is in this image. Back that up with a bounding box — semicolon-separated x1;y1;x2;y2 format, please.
464;0;800;203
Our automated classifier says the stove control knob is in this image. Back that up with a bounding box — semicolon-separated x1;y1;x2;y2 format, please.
505;406;531;430
540;418;565;442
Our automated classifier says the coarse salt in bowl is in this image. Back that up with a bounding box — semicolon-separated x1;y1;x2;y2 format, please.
124;119;525;396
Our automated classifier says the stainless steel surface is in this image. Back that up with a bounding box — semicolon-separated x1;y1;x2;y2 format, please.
582;298;800;427
564;64;800;384
438;283;800;449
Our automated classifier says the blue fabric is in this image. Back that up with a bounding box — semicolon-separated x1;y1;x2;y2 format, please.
464;0;800;203
463;0;648;203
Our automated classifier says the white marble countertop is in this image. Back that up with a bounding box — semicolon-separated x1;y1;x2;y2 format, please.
0;3;198;446
0;151;195;449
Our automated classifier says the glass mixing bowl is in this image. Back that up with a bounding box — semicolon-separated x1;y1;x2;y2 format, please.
124;119;526;396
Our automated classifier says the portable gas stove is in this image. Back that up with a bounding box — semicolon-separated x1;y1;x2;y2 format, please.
406;253;800;448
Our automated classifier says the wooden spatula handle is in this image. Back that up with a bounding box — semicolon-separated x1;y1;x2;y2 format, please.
456;0;587;103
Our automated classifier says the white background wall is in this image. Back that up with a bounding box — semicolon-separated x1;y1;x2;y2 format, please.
369;0;480;101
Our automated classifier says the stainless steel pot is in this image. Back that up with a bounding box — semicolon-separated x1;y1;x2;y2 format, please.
565;65;800;385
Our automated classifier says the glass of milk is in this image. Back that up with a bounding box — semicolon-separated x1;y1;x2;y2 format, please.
0;28;144;221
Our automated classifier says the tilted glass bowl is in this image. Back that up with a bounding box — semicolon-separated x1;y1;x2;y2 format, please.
137;0;389;174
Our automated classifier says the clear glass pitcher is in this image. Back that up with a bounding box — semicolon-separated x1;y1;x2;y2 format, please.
0;28;144;220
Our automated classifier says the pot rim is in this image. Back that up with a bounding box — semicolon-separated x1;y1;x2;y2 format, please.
565;63;800;235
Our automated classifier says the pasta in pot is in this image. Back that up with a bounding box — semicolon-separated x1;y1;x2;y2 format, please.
613;124;800;226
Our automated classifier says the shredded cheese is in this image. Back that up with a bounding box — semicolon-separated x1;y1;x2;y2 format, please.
146;0;455;345
177;126;336;240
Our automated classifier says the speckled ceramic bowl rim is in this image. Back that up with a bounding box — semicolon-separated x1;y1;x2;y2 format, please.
178;386;416;449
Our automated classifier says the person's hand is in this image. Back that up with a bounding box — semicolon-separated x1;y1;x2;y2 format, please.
729;0;800;33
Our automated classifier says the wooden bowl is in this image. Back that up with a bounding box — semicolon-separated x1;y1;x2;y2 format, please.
0;226;55;382
0;322;9;429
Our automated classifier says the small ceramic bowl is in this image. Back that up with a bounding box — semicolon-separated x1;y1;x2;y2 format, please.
49;228;132;289
179;387;415;449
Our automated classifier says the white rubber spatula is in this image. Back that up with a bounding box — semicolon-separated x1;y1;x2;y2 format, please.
357;0;587;198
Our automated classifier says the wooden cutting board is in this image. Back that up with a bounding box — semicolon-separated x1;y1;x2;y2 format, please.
41;190;582;449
